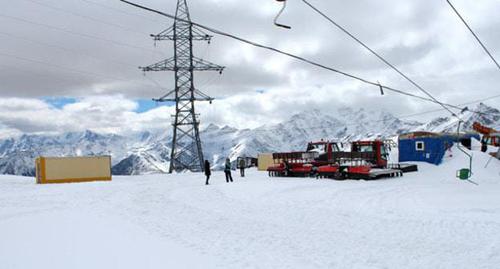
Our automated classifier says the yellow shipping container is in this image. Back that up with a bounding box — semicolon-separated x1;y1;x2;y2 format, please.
257;153;274;171
35;156;112;184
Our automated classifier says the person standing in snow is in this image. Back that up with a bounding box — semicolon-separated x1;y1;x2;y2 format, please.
224;158;233;183
204;160;211;185
481;140;488;152
239;158;246;177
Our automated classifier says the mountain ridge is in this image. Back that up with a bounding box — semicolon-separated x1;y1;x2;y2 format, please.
1;103;498;176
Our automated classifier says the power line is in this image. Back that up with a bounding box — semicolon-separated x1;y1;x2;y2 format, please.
80;0;161;23
117;0;494;118
0;63;94;90
0;13;161;55
0;30;167;92
301;0;458;118
0;30;137;70
21;0;149;36
445;0;500;71
0;51;159;89
143;74;167;92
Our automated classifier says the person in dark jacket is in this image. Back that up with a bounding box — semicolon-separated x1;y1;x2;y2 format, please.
204;160;211;185
224;158;233;182
239;158;246;177
481;140;488;152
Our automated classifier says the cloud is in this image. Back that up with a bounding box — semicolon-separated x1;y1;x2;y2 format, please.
0;0;499;137
0;96;174;137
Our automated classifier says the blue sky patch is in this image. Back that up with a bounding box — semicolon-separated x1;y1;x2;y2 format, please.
42;97;175;113
43;97;77;109
135;99;175;113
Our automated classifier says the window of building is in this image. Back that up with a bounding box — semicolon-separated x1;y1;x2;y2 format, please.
416;141;425;151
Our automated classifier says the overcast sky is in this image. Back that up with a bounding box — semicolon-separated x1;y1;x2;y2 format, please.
0;0;499;138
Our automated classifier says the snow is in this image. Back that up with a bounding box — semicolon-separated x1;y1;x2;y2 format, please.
1;147;499;268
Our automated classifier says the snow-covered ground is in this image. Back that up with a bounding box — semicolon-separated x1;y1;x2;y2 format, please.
1;146;499;269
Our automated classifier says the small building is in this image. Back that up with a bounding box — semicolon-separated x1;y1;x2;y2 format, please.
236;156;258;169
398;132;479;165
257;153;273;171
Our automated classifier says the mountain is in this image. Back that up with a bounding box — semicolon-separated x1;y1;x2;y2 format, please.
417;103;500;132
0;103;498;176
0;130;130;176
112;152;169;175
201;108;422;169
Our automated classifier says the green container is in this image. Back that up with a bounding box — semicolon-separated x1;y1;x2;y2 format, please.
456;168;471;180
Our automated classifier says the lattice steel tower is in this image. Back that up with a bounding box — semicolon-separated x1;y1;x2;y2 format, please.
141;0;224;173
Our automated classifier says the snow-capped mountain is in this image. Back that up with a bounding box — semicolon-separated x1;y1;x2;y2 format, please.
417;103;500;132
201;107;422;170
0;104;498;176
0;130;130;176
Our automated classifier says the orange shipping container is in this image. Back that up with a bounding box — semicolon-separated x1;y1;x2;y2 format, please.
35;156;112;184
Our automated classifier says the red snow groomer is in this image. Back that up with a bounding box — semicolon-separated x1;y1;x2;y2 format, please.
267;140;416;180
473;122;499;147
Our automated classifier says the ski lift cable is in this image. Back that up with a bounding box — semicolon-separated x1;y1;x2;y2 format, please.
445;0;500;71
117;0;485;117
301;0;459;119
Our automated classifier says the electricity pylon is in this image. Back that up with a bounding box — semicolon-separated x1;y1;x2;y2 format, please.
141;0;224;173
